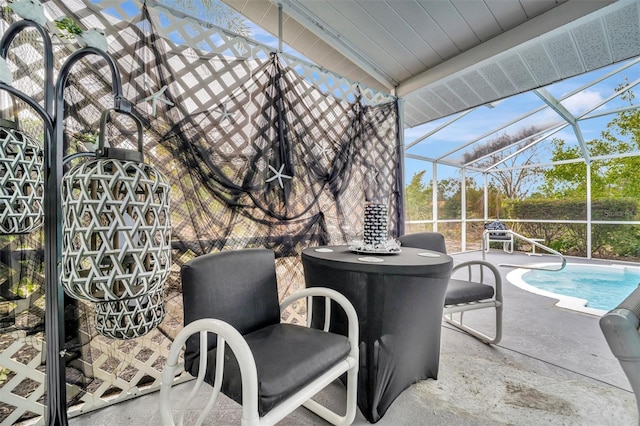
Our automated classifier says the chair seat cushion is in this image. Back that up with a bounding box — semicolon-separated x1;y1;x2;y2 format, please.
445;279;495;305
189;323;350;416
487;234;511;241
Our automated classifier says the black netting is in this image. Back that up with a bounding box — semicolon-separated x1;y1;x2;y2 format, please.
0;0;399;421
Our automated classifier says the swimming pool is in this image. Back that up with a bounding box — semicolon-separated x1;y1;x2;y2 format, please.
507;263;640;315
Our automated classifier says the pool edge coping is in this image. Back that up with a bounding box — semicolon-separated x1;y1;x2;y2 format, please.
506;263;614;317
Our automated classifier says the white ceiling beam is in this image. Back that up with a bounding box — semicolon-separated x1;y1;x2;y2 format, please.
396;0;615;97
534;87;590;164
405;109;474;150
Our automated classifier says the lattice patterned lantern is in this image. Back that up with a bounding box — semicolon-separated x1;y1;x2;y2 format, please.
0;106;44;234
61;108;171;339
93;284;166;339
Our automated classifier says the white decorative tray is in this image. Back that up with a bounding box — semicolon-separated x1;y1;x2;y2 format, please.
350;247;401;255
348;239;401;255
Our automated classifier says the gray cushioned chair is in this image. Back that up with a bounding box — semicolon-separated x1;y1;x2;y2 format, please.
398;232;502;344
159;248;359;426
600;285;640;424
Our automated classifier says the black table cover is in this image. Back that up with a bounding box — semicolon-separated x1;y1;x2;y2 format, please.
301;245;453;423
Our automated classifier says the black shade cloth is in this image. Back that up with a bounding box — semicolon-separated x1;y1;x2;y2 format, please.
301;246;453;423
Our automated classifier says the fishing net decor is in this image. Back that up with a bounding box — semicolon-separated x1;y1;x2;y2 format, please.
0;0;399;422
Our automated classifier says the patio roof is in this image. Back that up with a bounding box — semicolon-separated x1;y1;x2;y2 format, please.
221;0;640;127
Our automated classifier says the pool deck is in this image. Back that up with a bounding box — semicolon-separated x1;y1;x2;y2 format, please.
70;250;638;425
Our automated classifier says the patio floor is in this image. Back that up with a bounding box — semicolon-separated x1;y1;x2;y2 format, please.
70;250;638;425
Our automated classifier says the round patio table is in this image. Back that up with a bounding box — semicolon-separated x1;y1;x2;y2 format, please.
301;245;453;423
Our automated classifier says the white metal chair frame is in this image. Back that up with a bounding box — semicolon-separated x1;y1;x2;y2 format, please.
398;232;503;345
483;229;514;253
159;287;359;426
444;260;503;345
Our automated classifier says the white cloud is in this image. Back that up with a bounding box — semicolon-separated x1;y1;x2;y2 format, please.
515;90;605;130
561;90;605;115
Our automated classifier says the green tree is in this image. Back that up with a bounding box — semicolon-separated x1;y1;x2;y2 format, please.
439;177;486;219
438;178;460;219
538;138;588;198
438;178;500;219
405;170;432;222
465;184;484;218
463;126;544;200
542;85;640;199
539;83;640;258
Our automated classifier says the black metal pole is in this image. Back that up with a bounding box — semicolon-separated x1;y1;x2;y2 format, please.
0;20;54;112
0;20;125;426
0;20;65;425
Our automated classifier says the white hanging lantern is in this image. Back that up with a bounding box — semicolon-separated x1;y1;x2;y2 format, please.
61;108;171;315
93;284;166;339
0;104;44;235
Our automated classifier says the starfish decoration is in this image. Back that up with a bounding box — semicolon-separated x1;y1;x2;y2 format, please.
265;164;292;189
144;84;174;116
318;141;332;162
216;102;235;123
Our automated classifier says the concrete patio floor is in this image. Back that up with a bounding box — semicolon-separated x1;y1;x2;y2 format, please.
70;250;638;425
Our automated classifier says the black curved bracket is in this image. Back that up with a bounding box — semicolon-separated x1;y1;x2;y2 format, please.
0;18;136;426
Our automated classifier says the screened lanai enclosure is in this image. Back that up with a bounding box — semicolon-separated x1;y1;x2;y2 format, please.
404;55;640;259
1;0;640;424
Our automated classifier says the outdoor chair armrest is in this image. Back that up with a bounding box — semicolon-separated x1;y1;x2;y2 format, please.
600;285;640;422
446;260;503;344
159;318;259;426
280;287;359;355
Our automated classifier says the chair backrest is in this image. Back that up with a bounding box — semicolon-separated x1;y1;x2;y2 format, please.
398;232;447;254
484;220;508;236
181;249;281;365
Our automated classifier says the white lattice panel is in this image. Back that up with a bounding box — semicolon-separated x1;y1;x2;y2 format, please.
67;319;188;417
0;331;45;425
0;321;189;425
95;0;394;109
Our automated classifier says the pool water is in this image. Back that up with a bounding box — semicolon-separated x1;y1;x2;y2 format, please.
522;264;640;311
